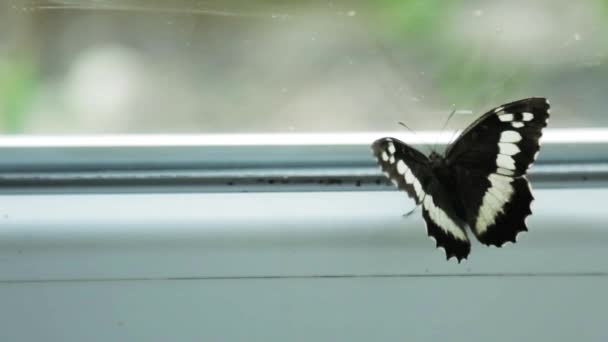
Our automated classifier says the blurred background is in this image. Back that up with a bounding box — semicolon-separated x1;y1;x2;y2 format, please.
0;0;606;134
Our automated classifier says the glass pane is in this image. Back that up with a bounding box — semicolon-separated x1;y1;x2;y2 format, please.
2;0;606;134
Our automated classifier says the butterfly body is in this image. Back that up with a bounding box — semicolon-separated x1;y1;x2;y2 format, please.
372;97;550;262
430;161;467;217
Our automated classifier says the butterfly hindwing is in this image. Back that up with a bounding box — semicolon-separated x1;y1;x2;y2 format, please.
372;138;471;261
452;168;533;246
420;179;471;261
447;97;550;246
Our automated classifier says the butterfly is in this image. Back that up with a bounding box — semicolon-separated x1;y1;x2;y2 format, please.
372;97;550;262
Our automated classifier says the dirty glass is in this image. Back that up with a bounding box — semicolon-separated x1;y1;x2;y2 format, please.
1;0;606;134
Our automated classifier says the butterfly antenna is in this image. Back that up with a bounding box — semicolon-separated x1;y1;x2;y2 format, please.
397;121;433;155
446;127;461;149
397;121;417;135
432;107;457;154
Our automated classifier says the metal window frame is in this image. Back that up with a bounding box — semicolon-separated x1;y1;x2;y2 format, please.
0;128;607;193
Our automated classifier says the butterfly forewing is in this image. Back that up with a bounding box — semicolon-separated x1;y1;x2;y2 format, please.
447;97;550;246
446;97;549;178
372;138;471;261
371;138;429;204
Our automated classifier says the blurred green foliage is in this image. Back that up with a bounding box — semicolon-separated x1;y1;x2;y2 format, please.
375;0;452;37
438;56;530;107
372;0;529;105
0;59;37;133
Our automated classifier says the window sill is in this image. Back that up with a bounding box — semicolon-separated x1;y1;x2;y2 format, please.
1;188;606;282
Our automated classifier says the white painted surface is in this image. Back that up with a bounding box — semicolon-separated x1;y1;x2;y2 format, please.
0;128;606;147
0;189;607;341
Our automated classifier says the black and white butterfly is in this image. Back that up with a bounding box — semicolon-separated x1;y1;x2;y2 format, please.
372;97;550;262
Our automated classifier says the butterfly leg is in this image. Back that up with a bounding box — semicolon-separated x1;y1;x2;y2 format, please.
402;205;418;217
402;193;426;217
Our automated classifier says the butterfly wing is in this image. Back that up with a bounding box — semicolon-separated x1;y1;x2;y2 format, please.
372;138;429;204
420;178;471;261
372;138;471;261
446;97;550;246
